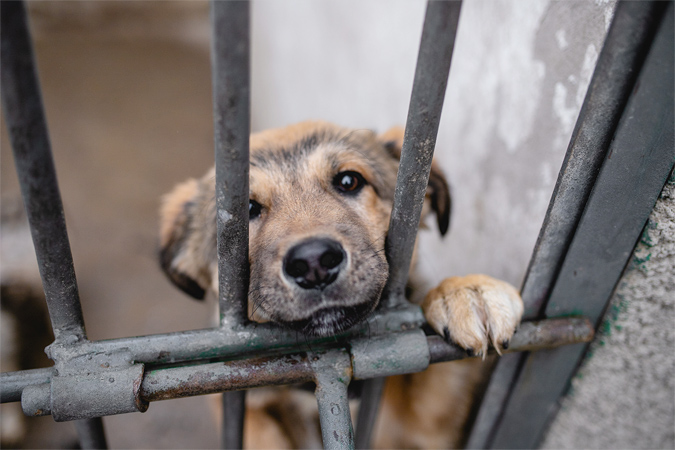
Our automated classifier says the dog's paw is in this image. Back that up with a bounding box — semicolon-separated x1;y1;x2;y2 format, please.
422;274;524;358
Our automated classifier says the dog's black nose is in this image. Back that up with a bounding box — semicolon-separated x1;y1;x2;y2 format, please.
284;238;346;290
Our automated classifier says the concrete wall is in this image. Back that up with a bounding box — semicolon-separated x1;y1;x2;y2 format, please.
542;176;675;449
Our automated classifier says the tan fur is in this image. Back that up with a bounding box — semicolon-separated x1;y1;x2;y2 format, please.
159;178;199;248
374;359;493;449
243;389;323;449
159;121;523;448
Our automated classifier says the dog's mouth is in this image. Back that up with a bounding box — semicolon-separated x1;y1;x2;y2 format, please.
250;233;389;338
279;300;378;337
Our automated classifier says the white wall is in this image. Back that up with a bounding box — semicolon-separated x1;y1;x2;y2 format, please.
250;0;614;292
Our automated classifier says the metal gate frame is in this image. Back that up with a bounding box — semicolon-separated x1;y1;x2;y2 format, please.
466;1;674;447
0;0;670;449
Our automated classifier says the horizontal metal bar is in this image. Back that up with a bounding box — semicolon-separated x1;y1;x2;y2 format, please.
4;317;594;413
211;0;251;327
41;303;424;367
0;0;86;342
351;329;429;379
0;367;53;403
142;354;314;402
131;318;598;403
428;317;594;364
383;0;462;305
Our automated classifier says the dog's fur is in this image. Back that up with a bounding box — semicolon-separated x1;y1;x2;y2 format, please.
159;121;523;448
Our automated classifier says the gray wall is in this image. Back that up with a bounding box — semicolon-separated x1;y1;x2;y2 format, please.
542;176;675;449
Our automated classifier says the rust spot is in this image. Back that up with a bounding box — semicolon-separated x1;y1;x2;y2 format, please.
142;353;315;402
134;367;150;412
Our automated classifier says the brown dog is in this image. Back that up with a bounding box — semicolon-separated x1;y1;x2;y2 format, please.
159;121;523;448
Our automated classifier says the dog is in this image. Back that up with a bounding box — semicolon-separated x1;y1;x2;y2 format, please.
159;121;523;448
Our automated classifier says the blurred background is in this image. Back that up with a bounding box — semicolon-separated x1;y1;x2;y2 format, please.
1;0;672;448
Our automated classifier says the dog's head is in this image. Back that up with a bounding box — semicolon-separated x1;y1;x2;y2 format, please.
159;121;450;337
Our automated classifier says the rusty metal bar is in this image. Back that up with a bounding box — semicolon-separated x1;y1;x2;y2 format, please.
7;317;594;416
428;317;594;364
30;302;422;368
312;350;354;450
0;0;87;343
0;367;52;403
141;354;314;402
353;3;463;446
211;0;251;327
221;391;246;449
210;1;251;446
383;0;462;306
354;377;385;449
75;418;108;450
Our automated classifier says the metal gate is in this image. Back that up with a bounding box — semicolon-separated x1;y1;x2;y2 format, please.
1;0;672;449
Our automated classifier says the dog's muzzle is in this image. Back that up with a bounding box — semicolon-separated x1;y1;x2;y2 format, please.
283;238;346;290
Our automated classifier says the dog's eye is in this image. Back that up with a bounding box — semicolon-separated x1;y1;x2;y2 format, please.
333;171;366;194
249;200;262;219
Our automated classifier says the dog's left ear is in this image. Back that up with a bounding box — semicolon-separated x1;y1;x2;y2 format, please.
159;178;213;300
378;127;451;236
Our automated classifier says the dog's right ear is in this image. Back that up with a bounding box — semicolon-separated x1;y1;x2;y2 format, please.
377;127;452;236
159;178;211;300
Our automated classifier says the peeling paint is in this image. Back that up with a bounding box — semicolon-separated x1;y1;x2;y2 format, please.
555;29;569;50
218;209;233;223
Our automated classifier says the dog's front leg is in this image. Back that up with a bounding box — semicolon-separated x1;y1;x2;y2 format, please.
422;275;524;357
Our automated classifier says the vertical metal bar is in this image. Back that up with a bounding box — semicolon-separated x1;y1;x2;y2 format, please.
75;418;108;450
519;0;666;320
316;379;353;450
489;5;673;447
383;0;462;306
354;3;463;446
211;2;250;448
0;0;87;342
221;391;246;450
211;0;251;327
466;2;671;448
463;352;523;449
313;351;354;450
354;377;385;449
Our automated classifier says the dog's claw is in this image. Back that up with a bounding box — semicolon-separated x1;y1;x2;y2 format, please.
442;326;451;344
422;275;524;361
